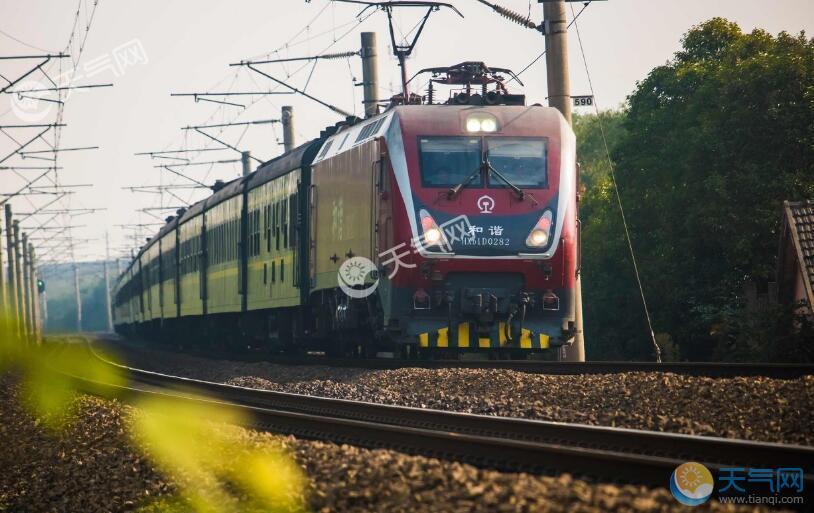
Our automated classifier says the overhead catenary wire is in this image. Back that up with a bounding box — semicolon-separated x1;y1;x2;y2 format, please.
0;28;57;53
569;4;662;363
129;4;374;253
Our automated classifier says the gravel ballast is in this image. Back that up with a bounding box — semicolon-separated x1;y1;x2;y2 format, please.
0;378;785;512
112;345;814;446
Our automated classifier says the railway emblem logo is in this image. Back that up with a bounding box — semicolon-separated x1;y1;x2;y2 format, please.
476;195;495;214
670;462;714;506
337;256;379;299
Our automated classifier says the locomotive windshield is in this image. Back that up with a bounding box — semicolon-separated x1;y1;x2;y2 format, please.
419;136;547;188
486;138;547;188
419;137;482;187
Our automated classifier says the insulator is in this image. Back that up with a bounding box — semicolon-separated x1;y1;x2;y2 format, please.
257;50;359;64
316;50;361;61
478;0;537;29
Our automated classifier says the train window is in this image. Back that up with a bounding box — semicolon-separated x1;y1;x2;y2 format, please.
250;209;261;257
282;198;288;248
288;193;297;247
275;201;281;251
419;137;482;187
255;209;261;256
486;138;548;188
317;140;333;159
265;205;271;252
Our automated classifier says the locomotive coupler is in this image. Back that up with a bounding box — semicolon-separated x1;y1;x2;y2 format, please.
518;293;531;336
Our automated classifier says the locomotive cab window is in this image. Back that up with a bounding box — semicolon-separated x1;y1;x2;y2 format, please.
486;138;547;188
419;137;482;187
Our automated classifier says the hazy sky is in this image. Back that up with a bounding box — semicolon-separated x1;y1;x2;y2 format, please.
1;0;812;263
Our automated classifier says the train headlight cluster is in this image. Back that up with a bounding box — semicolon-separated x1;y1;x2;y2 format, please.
420;209;446;249
529;229;548;246
464;113;499;133
526;210;553;248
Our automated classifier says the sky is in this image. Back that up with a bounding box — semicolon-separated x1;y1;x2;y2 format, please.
0;0;812;264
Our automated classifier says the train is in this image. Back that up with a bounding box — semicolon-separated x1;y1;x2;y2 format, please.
113;62;581;359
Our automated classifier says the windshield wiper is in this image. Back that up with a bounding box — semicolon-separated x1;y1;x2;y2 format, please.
446;163;483;199
486;159;525;200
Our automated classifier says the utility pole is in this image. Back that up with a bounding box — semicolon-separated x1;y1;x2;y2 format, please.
73;260;82;332
21;232;31;340
543;0;582;361
360;32;380;118
281;106;295;152
241;151;251;177
0;225;5;316
543;1;572;125
103;232;113;332
4;205;18;328
28;243;40;343
41;289;48;325
12;221;27;339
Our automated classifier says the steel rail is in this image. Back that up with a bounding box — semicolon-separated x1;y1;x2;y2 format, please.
105;336;814;379
256;356;814;379
77;345;814;500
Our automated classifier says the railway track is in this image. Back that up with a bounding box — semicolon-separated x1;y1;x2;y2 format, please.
71;344;814;507
102;334;814;379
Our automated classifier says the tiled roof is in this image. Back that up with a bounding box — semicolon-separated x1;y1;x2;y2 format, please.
785;200;814;305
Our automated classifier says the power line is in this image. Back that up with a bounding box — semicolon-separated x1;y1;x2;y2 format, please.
569;3;661;362
0;28;57;53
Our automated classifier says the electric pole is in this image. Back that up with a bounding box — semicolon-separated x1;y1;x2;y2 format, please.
21;233;31;340
360;32;380;118
543;0;583;361
73;260;82;332
28;243;40;343
41;289;48;325
103;232;113;332
0;225;5;316
4;205;18;328
543;1;572;125
241;151;251;177
282;106;295;152
12;221;27;339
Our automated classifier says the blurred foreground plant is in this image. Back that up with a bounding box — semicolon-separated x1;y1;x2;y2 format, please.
1;316;308;512
1;315;125;428
131;395;306;513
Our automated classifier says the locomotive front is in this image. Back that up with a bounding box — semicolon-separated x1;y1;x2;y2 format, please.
381;103;578;354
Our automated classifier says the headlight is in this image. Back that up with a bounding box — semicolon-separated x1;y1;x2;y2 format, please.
464;113;499;133
419;209;448;251
529;229;548;246
526;210;553;248
480;117;497;132
424;226;442;244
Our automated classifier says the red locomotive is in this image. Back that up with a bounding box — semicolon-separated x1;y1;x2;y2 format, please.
113;63;580;358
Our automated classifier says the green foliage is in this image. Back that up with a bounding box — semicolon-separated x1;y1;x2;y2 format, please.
573;111;626;189
580;18;814;361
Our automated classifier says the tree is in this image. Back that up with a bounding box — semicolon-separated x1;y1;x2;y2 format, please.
581;18;814;361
